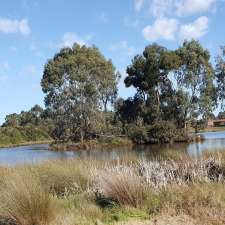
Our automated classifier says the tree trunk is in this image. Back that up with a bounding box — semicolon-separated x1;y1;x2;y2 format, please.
80;129;84;143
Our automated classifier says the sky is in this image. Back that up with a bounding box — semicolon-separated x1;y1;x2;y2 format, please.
0;0;225;124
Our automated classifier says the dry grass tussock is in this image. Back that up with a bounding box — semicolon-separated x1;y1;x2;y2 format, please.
0;169;58;225
24;159;95;196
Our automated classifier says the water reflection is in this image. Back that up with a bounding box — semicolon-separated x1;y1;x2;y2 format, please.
0;144;78;166
187;131;225;157
1;131;225;166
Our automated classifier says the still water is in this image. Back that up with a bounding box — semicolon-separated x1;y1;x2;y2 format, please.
1;131;225;166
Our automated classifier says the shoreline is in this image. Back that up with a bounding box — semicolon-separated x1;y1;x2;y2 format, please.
0;140;53;149
1;129;223;150
50;137;133;151
0;133;201;151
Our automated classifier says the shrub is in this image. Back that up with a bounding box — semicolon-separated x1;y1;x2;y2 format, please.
127;124;148;144
147;120;177;143
0;126;50;147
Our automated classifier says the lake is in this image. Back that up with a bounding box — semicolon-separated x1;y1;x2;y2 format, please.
1;131;225;166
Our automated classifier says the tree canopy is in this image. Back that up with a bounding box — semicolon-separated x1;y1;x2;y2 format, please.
41;44;119;142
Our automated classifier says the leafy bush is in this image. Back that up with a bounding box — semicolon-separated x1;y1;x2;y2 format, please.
147;121;177;143
0;126;50;146
127;124;149;144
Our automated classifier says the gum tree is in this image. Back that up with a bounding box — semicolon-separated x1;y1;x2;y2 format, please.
41;44;119;142
175;40;216;127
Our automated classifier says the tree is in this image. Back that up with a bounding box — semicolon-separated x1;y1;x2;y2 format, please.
41;44;119;142
217;111;225;119
175;40;216;126
125;43;180;123
3;113;20;127
216;46;225;107
2;105;46;128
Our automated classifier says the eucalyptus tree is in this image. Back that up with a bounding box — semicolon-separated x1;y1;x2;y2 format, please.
41;44;119;142
175;40;216;127
216;46;225;107
124;43;179;123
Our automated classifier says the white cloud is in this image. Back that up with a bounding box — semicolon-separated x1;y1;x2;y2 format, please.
109;41;136;57
151;0;175;17
137;0;218;17
0;18;31;35
179;16;209;41
61;32;87;48
176;0;217;16
134;0;145;12
143;17;179;41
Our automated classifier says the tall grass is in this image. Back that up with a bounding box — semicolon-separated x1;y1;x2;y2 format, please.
0;152;225;225
0;169;57;225
96;166;150;207
33;159;91;196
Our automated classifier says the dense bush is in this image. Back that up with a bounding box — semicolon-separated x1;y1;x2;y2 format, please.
127;121;178;144
127;124;149;144
0;126;51;146
147;121;177;144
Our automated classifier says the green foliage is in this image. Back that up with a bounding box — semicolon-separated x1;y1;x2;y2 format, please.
113;40;218;144
0;126;50;146
175;40;216;121
127;124;148;144
2;41;223;146
41;44;119;142
217;111;225;119
216;46;225;106
147;121;177;144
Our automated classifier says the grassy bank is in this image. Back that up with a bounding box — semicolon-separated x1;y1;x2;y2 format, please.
51;136;133;151
0;126;52;148
200;126;225;132
0;151;225;225
0;140;52;148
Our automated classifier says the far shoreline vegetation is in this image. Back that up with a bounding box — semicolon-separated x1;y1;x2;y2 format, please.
1;41;225;150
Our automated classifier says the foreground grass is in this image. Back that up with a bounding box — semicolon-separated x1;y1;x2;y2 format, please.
0;151;225;225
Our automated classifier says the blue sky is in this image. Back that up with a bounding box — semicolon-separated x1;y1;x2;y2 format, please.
0;0;225;124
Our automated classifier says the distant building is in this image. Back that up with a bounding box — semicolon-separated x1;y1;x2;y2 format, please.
207;119;225;127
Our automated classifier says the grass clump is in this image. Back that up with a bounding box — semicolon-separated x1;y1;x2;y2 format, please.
95;166;150;208
0;169;57;225
33;160;90;196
